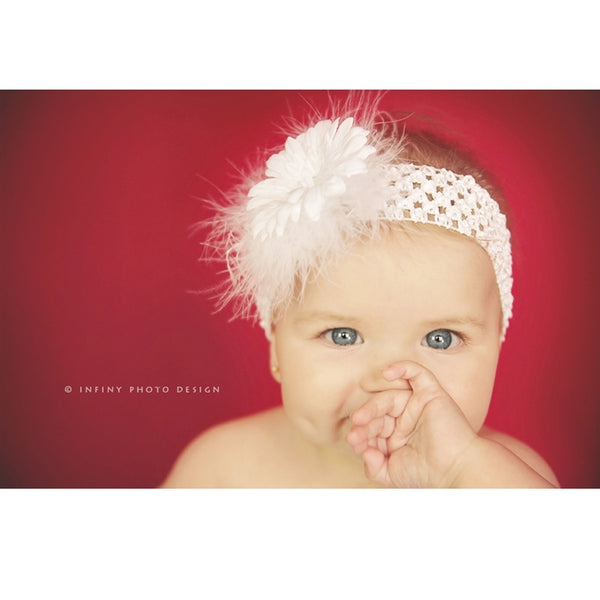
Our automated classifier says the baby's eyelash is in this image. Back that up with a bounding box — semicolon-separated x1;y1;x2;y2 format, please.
320;327;364;346
451;330;470;344
422;328;468;350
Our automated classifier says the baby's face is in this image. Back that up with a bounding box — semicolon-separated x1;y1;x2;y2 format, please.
270;224;503;457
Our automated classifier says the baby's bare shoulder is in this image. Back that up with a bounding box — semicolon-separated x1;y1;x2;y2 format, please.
160;407;287;488
480;426;559;487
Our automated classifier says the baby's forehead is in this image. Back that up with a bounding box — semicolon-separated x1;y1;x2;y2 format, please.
294;223;499;312
339;222;490;270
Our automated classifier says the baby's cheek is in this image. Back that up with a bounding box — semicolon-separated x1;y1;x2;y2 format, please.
442;370;495;431
280;370;358;441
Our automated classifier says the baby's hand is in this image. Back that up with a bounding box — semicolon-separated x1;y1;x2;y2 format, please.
346;361;478;488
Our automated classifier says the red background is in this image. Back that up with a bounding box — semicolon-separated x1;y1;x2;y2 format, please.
1;90;599;488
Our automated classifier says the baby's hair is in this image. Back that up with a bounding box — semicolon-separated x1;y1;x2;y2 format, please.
199;95;513;336
397;127;510;229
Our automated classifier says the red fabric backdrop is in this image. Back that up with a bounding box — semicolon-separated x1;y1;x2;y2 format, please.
2;90;599;487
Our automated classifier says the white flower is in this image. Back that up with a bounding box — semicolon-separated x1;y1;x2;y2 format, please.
247;117;376;239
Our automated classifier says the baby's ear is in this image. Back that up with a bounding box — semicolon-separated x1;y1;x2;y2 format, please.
268;325;281;383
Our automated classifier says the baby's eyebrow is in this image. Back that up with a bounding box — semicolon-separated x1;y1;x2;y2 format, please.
421;316;487;330
293;312;489;330
293;311;361;326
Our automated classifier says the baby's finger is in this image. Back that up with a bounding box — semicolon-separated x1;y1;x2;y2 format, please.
351;397;395;426
362;447;389;486
346;431;369;455
347;411;398;455
346;432;382;456
353;414;396;441
351;390;411;425
383;360;447;399
387;381;446;450
346;419;386;451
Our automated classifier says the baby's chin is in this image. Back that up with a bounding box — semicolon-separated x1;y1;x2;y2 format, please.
300;416;362;460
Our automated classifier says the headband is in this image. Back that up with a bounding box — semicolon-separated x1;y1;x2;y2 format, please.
219;117;513;337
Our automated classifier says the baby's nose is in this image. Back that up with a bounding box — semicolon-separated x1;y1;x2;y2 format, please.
359;348;415;394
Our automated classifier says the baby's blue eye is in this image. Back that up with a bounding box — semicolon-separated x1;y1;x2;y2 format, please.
324;328;363;346
422;329;459;350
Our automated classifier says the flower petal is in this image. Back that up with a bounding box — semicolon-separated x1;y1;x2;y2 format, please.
245;117;376;237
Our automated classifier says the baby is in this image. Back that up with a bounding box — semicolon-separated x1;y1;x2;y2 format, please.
162;102;559;488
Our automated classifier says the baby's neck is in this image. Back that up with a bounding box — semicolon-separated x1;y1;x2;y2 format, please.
315;446;378;488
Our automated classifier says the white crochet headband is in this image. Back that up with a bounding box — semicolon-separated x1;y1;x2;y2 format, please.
218;117;513;337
